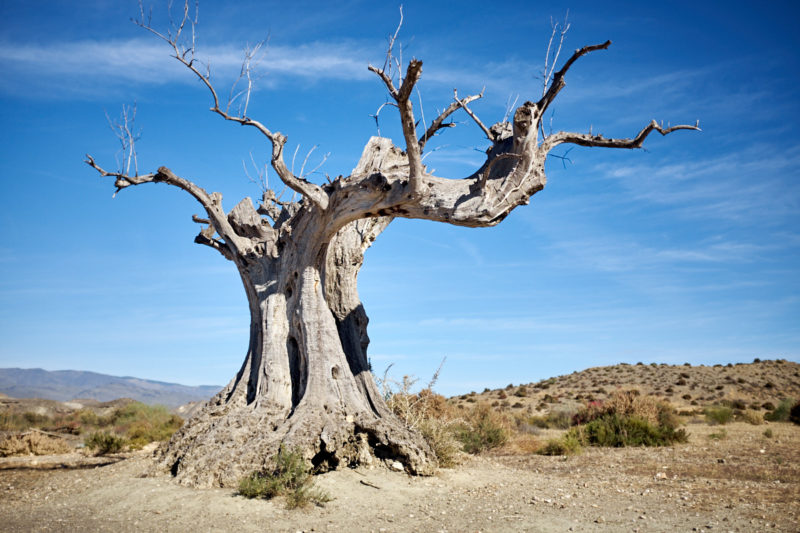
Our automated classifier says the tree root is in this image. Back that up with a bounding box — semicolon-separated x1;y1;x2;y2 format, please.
154;398;436;488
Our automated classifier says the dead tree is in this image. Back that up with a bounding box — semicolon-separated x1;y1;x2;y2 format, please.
86;4;698;487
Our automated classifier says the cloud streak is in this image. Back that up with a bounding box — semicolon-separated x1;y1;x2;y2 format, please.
0;38;375;98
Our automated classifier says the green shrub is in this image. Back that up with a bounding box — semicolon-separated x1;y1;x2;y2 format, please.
108;402;183;448
238;447;331;509
456;404;508;454
84;431;126;454
575;414;688;447
763;428;774;438
764;398;796;422
704;406;733;425
537;433;582;456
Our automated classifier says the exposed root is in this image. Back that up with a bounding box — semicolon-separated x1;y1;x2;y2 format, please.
154;396;436;488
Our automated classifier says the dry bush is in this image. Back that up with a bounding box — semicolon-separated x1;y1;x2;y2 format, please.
0;431;72;457
380;360;464;467
504;432;541;455
738;409;764;425
604;390;661;425
457;403;510;454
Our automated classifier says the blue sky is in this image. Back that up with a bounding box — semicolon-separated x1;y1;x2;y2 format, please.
1;1;798;396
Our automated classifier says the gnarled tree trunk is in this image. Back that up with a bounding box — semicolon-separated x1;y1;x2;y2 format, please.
156;148;433;488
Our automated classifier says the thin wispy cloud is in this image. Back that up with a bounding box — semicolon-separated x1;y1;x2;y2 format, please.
0;38;374;98
596;143;800;224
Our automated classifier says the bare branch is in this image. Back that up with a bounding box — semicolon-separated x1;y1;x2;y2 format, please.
370;101;397;136
541;11;570;97
227;40;266;117
539;119;701;155
502;94;519;123
383;6;404;76
454;89;494;142
105;103;141;177
85;156;256;257
418;92;483;149
538;40;611;113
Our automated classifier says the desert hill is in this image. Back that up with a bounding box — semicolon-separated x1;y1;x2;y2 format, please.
451;359;800;413
0;368;221;407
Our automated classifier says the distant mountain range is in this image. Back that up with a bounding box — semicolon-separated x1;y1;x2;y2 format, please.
0;368;222;407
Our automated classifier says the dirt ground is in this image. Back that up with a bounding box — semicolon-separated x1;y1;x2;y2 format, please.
1;423;798;532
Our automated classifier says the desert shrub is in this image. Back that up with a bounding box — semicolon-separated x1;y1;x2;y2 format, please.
76;409;101;427
418;418;461;468
84;431;126;454
704;406;733;425
456;404;508;454
497;391;507;400
764;398;795;422
574;414;688;447
763;428;774;438
0;431;73;457
723;399;747;410
737;409;763;425
514;387;528;397
0;412;40;432
565;391;686;448
546;407;577;429
107;402;183;449
238;447;331;509
537;433;582;456
380;365;463;467
762;402;775;411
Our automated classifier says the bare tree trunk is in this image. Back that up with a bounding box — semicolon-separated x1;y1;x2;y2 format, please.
155;153;433;488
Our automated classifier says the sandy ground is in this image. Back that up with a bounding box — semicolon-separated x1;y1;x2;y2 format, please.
1;423;798;532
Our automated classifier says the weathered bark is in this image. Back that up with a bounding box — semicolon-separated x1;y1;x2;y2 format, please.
88;5;699;487
155;149;432;488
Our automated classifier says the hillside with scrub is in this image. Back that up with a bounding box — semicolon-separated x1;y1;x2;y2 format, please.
1;359;798;531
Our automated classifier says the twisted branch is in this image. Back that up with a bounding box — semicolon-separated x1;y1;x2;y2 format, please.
134;1;327;209
539;119;701;155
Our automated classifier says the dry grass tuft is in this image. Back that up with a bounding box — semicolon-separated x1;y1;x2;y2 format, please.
0;430;73;457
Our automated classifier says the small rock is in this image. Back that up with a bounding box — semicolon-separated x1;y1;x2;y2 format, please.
655;472;667;480
390;461;404;472
595;516;606;524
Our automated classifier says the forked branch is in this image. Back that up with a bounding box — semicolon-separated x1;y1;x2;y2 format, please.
453;89;495;142
418;92;483;148
538;40;611;113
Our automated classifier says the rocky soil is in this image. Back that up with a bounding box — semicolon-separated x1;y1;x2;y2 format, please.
1;422;798;532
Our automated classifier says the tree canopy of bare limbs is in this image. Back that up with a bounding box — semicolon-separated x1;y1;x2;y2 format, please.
86;3;699;487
